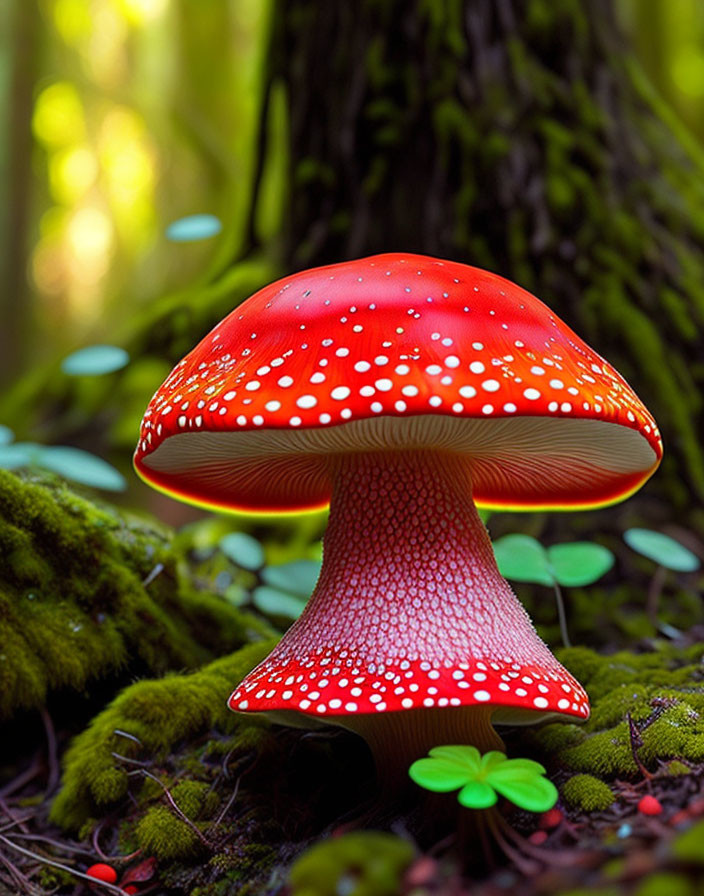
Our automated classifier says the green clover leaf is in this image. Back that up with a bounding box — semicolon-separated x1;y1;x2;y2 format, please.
409;745;558;813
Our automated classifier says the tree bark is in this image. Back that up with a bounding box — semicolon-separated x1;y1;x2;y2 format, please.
260;0;704;528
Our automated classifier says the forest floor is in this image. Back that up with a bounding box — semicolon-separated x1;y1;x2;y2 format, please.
1;660;703;896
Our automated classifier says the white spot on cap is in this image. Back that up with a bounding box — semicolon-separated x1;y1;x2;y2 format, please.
425;364;442;375
375;379;393;392
470;361;485;374
278;376;293;387
523;388;541;400
310;372;326;384
482;379;500;392
444;355;460;368
503;402;517;413
265;400;281;412
331;386;350;400
533;696;549;709
459;385;476;399
473;690;491;702
297;395;317;409
402;385;419;397
374;355;389;366
354;361;371;373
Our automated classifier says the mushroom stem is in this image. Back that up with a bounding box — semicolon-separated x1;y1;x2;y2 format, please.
239;449;584;776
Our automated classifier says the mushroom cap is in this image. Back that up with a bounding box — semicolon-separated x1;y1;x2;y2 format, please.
135;253;661;512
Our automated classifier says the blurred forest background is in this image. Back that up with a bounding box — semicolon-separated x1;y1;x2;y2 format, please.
1;0;704;536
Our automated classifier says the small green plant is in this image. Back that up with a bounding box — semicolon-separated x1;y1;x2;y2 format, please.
61;344;129;376
165;213;222;241
408;745;558;812
0;345;131;491
492;534;614;647
219;531;322;622
623;528;701;632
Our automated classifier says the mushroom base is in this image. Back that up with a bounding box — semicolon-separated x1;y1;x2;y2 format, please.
339;705;503;791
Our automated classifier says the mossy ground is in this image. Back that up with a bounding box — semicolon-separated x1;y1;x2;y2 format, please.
0;470;273;724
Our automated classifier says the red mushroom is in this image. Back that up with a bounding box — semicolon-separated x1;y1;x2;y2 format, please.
135;254;661;777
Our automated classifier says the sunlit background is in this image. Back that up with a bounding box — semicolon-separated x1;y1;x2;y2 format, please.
3;0;704;382
2;0;272;382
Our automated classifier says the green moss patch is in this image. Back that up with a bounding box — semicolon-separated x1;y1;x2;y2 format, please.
561;774;615;812
288;832;415;896
50;639;276;831
528;642;704;777
0;470;273;721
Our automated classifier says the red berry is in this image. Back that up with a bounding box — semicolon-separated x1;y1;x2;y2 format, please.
122;887;138;895
638;795;662;816
539;808;563;829
529;830;548;845
86;863;118;884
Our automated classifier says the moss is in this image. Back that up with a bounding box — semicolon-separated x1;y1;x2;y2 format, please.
288;832;415;896
527;640;704;780
561;774;615;812
671;820;704;865
50;639;277;831
634;873;694;896
0;470;273;721
665;760;691;776
135;805;203;860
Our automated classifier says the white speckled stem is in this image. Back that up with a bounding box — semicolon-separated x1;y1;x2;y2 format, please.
297;449;555;671
271;450;567;770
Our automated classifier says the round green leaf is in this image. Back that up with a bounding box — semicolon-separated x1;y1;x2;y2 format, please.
429;745;483;772
220;532;265;571
261;560;322;598
489;774;558;813
61;345;129;376
624;528;700;573
252;586;306;620
478;750;508;772
166;214;222;242
36;446;126;491
408;757;472;792
0;425;14;446
0;441;43;470
492;534;554;586
457;780;497;809
487;757;546;778
547;542;615;586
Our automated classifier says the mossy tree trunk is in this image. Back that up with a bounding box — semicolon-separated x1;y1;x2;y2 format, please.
254;0;704;528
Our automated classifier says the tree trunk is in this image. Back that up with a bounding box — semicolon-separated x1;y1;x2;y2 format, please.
259;0;704;529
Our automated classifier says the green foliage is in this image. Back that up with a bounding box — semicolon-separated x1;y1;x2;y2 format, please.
624;528;701;572
166;215;223;242
634;873;694;896
561;774;615;812
408;746;558;812
529;642;704;776
288;832;414;896
61;345;130;376
493;534;614;587
253;559;322;620
671;820;704;865
50;639;277;832
220;532;265;571
0;470;273;721
0;439;126;491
